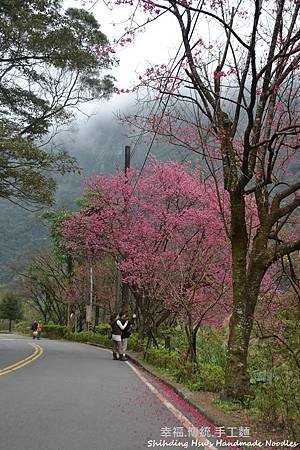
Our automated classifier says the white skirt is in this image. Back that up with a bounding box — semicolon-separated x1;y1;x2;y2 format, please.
112;334;121;341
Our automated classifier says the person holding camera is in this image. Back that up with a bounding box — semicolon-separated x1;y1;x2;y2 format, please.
119;312;136;361
110;313;128;361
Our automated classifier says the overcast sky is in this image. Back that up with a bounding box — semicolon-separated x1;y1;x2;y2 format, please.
65;0;182;114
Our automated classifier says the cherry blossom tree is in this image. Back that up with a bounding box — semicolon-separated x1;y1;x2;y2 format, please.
105;0;300;399
60;159;232;358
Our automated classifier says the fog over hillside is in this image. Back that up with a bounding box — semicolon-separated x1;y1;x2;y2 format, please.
0;104;190;285
2;89;298;285
0;109;127;284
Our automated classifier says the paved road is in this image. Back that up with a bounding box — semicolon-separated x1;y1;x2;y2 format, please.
0;334;219;450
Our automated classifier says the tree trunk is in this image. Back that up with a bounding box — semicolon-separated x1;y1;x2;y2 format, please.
9;319;12;332
186;330;197;363
223;192;268;399
185;316;197;363
78;316;83;332
223;309;251;399
223;191;249;399
94;305;100;327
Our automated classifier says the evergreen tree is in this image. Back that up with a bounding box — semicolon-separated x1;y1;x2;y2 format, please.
0;0;115;207
0;292;23;332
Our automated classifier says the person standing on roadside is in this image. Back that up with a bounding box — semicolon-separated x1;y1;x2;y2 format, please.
37;321;43;340
31;320;38;339
110;313;128;361
120;312;136;361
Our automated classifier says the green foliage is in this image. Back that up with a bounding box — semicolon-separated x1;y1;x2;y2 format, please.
72;331;111;347
173;360;197;382
0;124;67;206
0;0;115;208
24;249;69;324
196;326;226;367
253;366;300;439
186;364;225;392
172;360;224;393
95;323;111;336
144;345;224;393
41;324;112;346
12;320;32;334
145;347;180;369
43;210;73;263
248;297;300;439
127;333;147;352
42;324;68;339
0;201;49;283
0;292;23;330
213;398;244;413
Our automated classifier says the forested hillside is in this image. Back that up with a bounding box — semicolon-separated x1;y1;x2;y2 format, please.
0;113;184;284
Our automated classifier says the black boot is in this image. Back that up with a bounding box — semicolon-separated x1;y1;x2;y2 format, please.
113;352;119;360
120;355;128;361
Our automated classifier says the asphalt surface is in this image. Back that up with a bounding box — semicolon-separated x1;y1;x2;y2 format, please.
0;334;218;450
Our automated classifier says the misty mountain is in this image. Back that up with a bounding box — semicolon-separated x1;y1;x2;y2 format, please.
0;112;191;285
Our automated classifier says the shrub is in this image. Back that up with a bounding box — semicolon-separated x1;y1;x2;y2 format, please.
189;363;224;392
128;332;146;352
71;330;111;347
253;366;300;440
42;324;68;339
197;326;226;367
12;320;32;334
173;361;200;384
249;303;300;440
94;323;111;336
171;360;224;392
71;331;93;343
145;347;181;370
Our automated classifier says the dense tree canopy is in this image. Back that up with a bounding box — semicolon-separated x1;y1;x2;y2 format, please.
60;159;232;357
0;0;115;207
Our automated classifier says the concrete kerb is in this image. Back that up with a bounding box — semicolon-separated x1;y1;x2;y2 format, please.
87;341;225;430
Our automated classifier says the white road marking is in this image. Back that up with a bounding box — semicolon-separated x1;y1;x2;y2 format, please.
86;344;219;448
127;360;218;449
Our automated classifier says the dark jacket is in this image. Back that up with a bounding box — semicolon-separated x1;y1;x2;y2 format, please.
31;322;38;331
110;319;122;336
121;319;135;339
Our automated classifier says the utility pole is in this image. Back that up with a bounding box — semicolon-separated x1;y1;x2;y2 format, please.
121;145;130;311
86;266;93;331
125;145;130;175
66;255;73;332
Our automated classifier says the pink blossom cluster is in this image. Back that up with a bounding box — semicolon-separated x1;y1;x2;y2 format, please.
195;38;214;50
213;67;238;79
60;159;232;327
114;0;160;14
95;43;116;56
213;70;226;79
118;36;133;47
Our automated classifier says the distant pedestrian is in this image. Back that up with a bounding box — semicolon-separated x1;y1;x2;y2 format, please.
120;313;136;361
31;320;38;339
37;321;43;340
110;313;128;361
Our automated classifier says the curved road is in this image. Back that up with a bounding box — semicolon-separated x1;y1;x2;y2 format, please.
0;334;220;450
